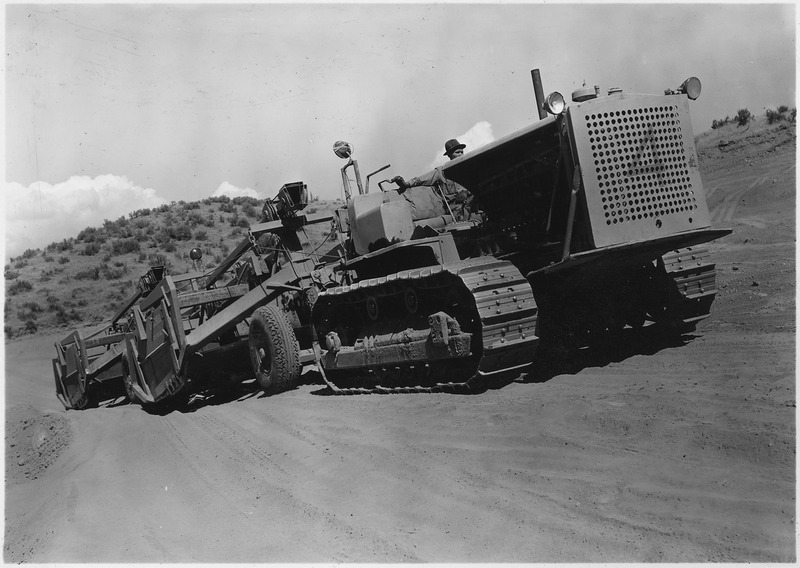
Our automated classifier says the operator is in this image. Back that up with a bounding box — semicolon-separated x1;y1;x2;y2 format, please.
391;138;475;222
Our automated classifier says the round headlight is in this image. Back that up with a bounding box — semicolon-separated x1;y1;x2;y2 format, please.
681;77;702;100
544;91;566;115
189;247;202;261
333;140;353;159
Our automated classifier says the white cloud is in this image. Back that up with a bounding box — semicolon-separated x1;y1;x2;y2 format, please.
211;181;262;200
4;175;168;260
427;121;495;171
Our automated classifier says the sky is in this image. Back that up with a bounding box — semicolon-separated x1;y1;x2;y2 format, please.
4;2;796;259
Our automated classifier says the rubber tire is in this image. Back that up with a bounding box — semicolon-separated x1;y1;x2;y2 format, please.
249;305;301;393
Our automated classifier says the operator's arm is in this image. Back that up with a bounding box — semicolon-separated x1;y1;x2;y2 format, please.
391;168;444;192
407;168;444;188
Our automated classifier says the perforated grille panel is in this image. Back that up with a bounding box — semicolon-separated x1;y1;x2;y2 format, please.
569;94;710;248
588;105;697;224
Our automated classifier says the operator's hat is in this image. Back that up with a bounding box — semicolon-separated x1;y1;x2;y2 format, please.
443;138;466;156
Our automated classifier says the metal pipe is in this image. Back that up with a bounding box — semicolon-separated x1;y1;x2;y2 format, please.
531;69;547;120
340;160;353;200
365;164;391;193
562;166;582;260
353;160;364;195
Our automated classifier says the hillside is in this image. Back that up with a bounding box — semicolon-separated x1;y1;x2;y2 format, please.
4;196;341;339
4;110;795;340
696;114;796;175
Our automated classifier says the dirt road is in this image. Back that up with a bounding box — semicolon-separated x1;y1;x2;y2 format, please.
4;153;795;562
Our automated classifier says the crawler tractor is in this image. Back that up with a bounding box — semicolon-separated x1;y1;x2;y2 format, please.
311;70;731;394
53;68;731;408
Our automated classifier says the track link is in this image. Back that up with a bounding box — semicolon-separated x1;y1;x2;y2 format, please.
659;246;719;331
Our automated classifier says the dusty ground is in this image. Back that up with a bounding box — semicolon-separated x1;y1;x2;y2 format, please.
4;143;795;562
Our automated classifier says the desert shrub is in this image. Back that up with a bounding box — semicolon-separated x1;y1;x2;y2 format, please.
17;307;38;322
23;320;38;334
58;256;70;264
149;252;168;266
194;229;208;241
164;241;177;253
112;237;140;254
219;202;236;213
777;105;789;113
21;301;42;313
5;268;19;280
103;216;130;238
233;196;260;207
5;325;14;339
74;266;100;280
237;217;250;229
711;116;731;129
155;203;170;214
21;248;38;260
42;253;54;262
129;207;152;218
131;217;150;230
230;227;243;237
174;224;193;241
8;280;33;295
13;259;27;269
49;238;74;253
101;262;128;280
77;226;104;243
766;108;785;124
220;243;230;255
53;305;82;325
791;108;797;123
17;302;44;321
186;211;204;227
241;204;258;218
182;201;200;210
735;108;751;127
155;224;187;248
82;242;102;256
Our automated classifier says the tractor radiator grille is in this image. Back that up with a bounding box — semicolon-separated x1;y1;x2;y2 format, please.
568;94;710;248
585;105;697;226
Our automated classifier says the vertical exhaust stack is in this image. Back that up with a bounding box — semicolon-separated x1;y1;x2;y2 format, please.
531;69;547;120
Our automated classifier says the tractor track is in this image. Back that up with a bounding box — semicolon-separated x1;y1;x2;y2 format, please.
315;258;538;395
